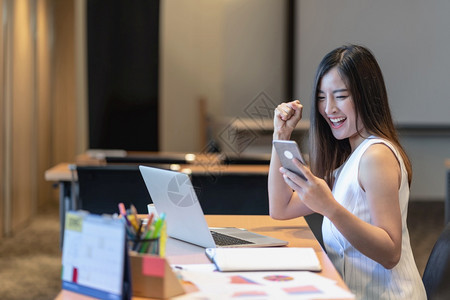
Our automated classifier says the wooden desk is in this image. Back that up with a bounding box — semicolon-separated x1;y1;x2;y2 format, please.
56;215;350;299
45;162;270;182
45;151;270;216
45;162;270;248
79;150;271;166
45;162;269;213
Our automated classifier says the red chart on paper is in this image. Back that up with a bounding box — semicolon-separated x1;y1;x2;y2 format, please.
283;285;322;295
229;275;259;285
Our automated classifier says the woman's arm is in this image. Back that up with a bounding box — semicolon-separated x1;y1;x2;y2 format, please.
281;144;403;269
268;100;314;220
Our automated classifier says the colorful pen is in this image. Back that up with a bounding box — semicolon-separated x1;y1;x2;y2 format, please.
146;212;154;231
140;213;166;254
118;203;132;227
151;212;166;239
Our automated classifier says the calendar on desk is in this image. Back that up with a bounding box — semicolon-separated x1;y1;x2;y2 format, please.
61;211;131;300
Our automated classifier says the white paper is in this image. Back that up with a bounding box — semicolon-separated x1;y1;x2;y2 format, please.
178;270;355;299
171;263;217;272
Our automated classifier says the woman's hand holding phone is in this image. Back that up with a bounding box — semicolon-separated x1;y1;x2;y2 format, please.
273;140;307;181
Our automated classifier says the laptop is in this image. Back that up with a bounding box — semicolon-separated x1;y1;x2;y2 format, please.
139;166;288;248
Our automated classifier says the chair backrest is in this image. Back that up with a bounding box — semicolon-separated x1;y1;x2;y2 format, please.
76;165;152;214
191;173;269;215
422;222;450;300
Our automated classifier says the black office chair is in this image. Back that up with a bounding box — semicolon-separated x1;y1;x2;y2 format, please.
304;213;324;250
422;222;450;300
76;165;152;215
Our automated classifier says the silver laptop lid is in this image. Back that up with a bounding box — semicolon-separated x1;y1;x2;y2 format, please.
139;166;288;248
139;166;216;248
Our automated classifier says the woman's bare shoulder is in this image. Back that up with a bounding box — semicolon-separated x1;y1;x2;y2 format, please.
359;142;401;191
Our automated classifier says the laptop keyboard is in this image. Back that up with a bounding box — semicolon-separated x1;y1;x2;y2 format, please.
210;230;254;246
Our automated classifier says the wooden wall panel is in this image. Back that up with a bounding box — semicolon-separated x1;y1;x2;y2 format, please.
52;0;77;165
11;0;35;231
36;0;53;207
0;0;78;238
0;0;5;238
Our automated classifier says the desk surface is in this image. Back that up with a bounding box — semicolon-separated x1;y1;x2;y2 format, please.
45;162;270;182
56;215;350;300
78;151;271;164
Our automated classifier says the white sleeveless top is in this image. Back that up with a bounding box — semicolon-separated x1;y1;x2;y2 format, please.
322;137;426;300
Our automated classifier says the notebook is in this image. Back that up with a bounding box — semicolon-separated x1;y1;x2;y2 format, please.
205;247;321;272
139;166;288;248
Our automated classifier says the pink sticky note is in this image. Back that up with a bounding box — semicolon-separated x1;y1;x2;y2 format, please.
142;256;165;277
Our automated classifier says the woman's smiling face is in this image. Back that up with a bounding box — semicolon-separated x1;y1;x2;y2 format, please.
317;67;367;149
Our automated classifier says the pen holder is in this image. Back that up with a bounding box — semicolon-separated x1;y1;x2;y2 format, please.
130;237;160;255
129;251;185;299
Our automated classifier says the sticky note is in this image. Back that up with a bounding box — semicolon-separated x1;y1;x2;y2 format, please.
142;256;165;277
65;213;83;232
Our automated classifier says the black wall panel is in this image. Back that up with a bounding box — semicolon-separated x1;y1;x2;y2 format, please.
87;0;159;150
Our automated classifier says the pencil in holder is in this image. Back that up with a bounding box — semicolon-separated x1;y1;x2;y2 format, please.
129;237;160;255
139;237;160;255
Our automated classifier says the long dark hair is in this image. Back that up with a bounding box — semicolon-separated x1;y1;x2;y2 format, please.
309;44;412;186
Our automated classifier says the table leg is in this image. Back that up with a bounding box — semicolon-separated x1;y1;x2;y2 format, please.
59;181;73;249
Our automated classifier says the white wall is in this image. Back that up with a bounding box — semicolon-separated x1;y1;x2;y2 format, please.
222;0;287;118
401;136;449;201
295;0;450;127
160;0;224;152
160;0;287;152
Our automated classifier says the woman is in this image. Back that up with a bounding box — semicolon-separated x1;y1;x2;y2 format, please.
269;45;426;299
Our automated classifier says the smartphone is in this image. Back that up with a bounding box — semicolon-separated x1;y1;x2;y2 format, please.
272;140;307;180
